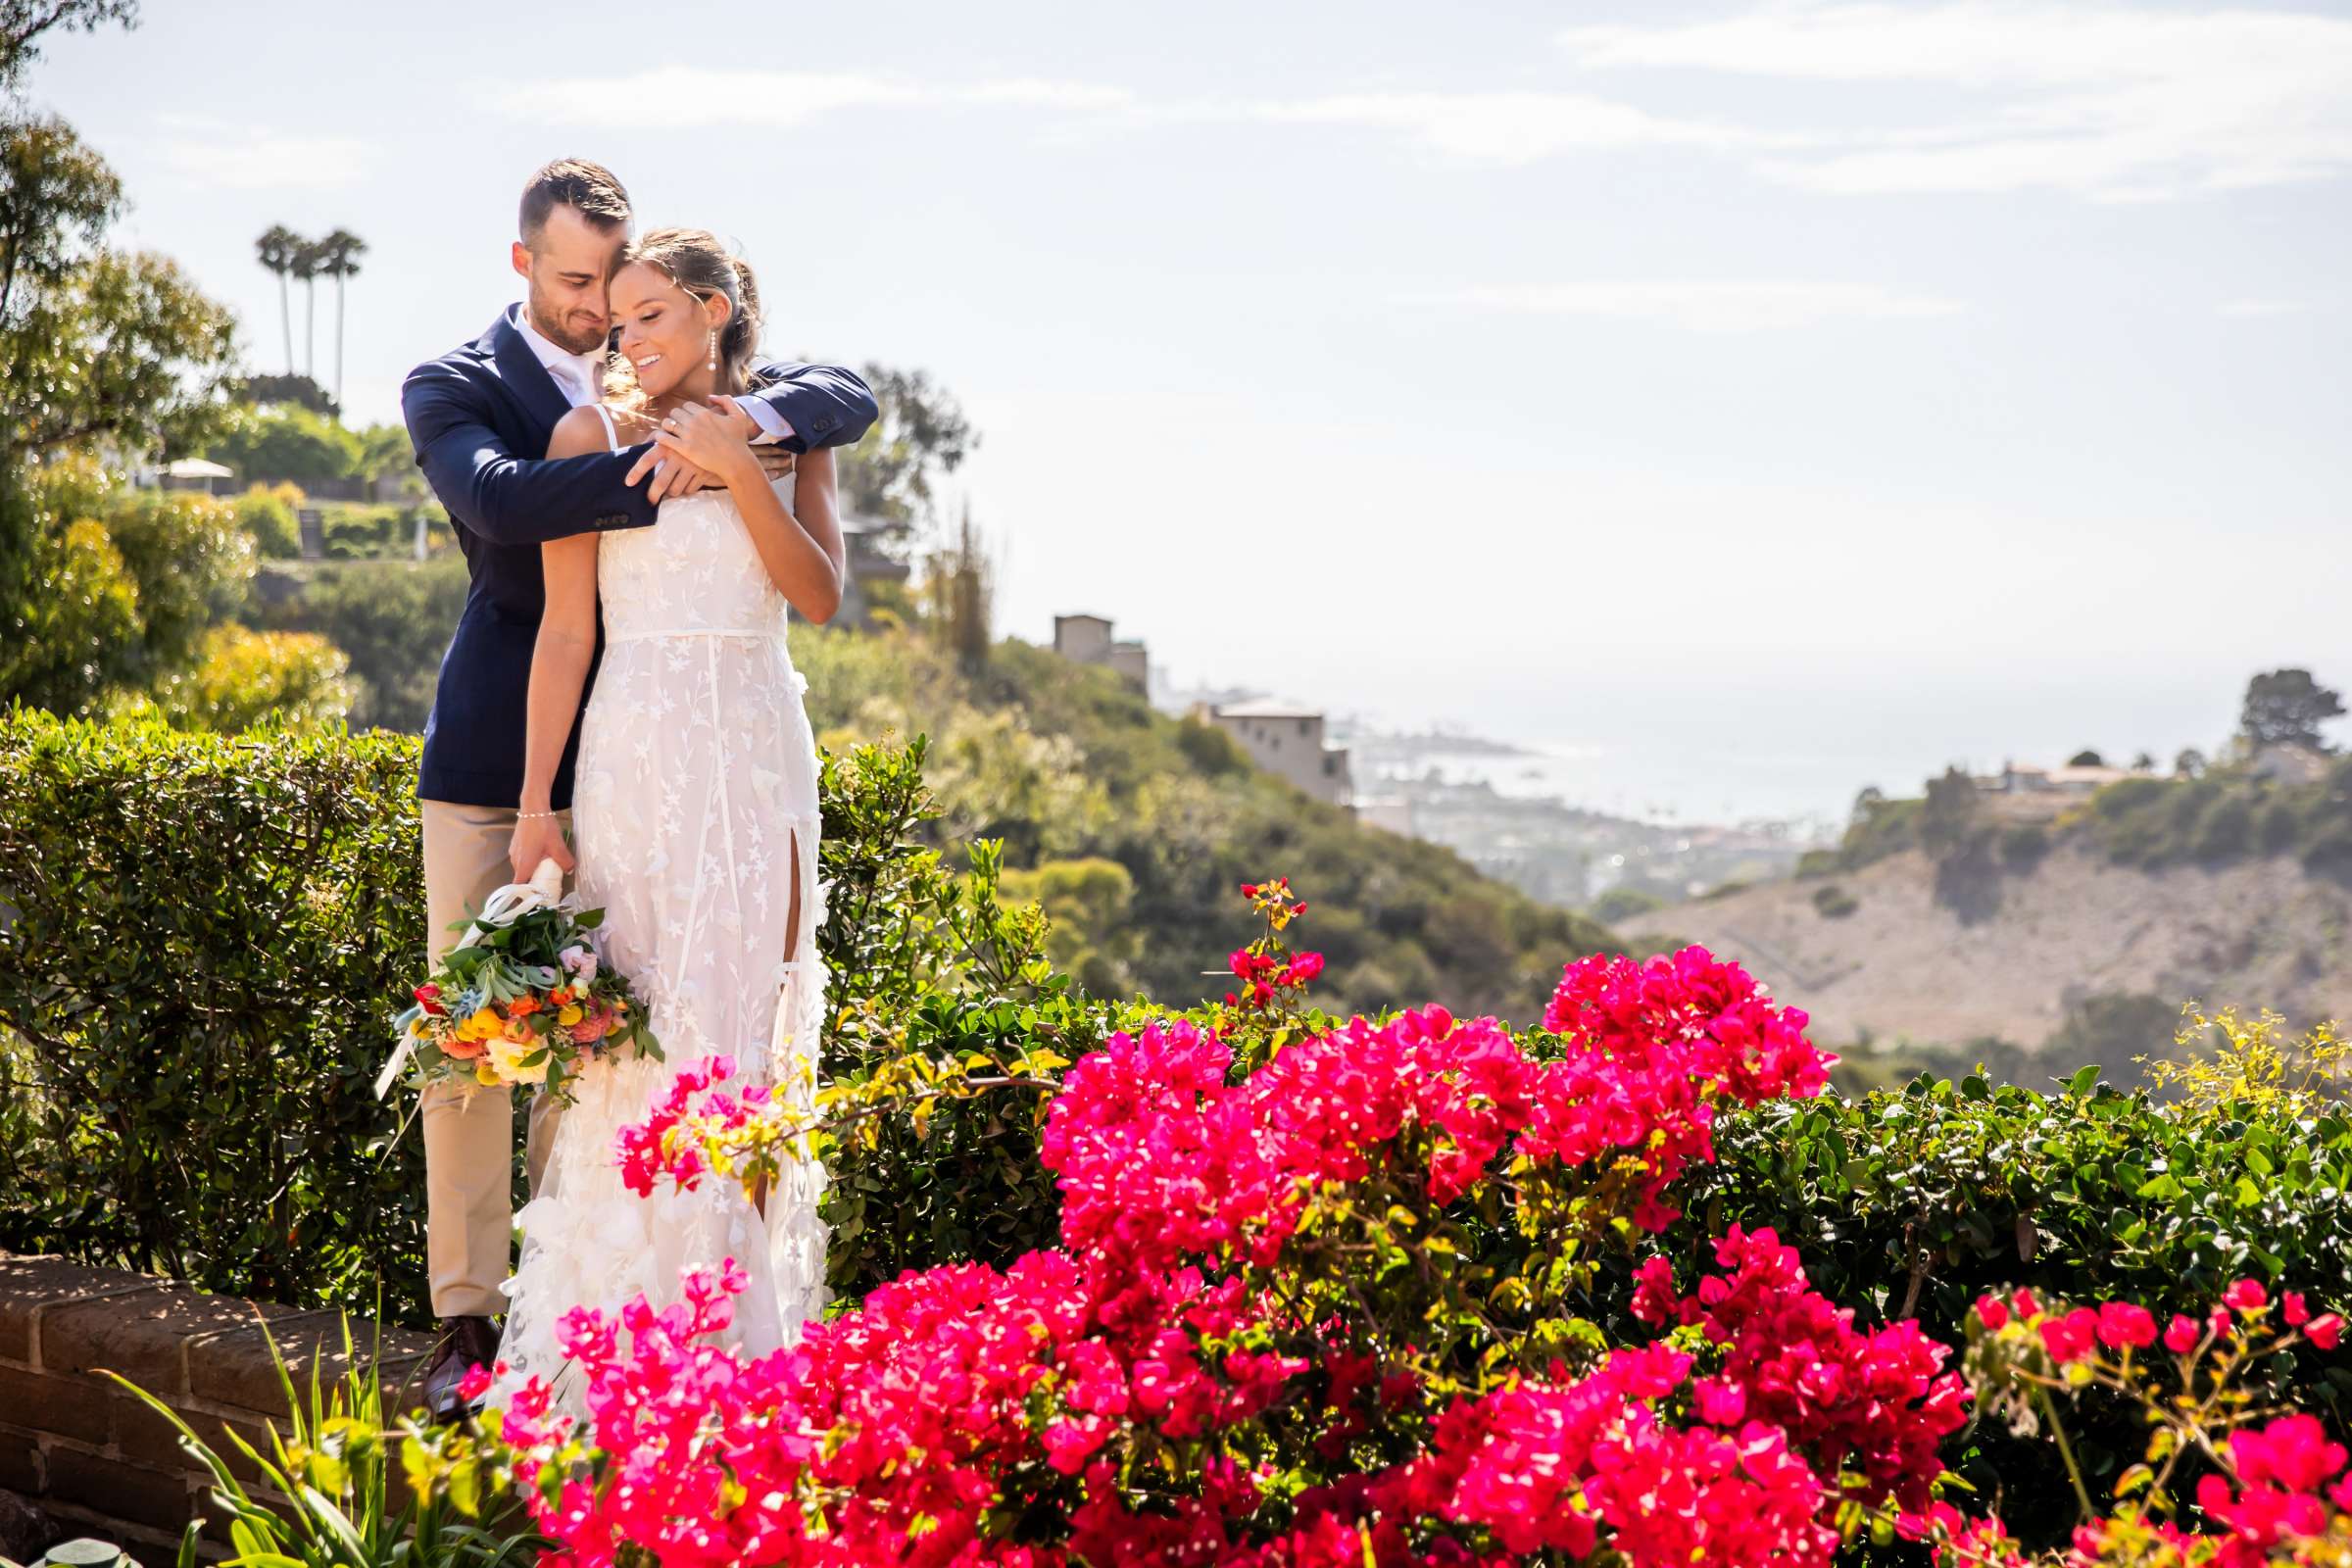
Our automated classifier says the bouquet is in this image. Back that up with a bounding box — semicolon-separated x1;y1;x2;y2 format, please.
376;858;661;1105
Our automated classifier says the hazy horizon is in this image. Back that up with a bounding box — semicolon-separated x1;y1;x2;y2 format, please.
27;0;2350;822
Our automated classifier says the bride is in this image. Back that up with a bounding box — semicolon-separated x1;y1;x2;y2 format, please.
500;227;841;1410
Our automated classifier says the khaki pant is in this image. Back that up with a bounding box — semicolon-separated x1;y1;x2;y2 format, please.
418;800;569;1320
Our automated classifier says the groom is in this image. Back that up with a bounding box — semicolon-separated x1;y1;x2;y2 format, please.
401;157;876;1417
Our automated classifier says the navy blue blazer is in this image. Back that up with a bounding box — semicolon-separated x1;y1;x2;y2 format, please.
404;306;876;808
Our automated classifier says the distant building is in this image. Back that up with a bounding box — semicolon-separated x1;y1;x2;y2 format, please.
1354;795;1414;837
1054;612;1150;692
1985;760;2142;796
1206;699;1353;808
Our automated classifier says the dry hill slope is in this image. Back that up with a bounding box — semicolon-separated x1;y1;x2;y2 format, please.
1621;846;2352;1048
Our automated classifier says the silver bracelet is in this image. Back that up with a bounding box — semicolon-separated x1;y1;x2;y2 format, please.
516;808;561;821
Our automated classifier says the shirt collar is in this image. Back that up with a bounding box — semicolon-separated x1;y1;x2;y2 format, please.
513;305;602;384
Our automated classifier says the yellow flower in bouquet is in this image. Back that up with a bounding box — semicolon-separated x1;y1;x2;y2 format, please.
486;1027;550;1086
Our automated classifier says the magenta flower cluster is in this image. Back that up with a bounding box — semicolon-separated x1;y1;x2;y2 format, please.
474;947;1985;1568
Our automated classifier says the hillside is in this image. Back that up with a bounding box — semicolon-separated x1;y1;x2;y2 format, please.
1622;760;2352;1062
791;625;1618;1022
1623;843;2352;1049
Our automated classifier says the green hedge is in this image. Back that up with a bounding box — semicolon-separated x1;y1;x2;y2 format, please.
1677;1070;2352;1546
0;711;426;1312
0;710;1081;1322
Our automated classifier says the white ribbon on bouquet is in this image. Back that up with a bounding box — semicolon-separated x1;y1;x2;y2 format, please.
372;858;570;1102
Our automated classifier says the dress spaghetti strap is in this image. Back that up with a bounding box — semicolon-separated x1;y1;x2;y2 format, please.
590;403;620;454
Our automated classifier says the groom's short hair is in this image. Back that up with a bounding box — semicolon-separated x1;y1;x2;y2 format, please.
520;159;631;249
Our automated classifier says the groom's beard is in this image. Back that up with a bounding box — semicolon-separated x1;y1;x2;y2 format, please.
524;285;608;357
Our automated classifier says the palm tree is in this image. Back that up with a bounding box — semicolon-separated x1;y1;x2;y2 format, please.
316;229;367;414
254;225;302;374
291;237;328;381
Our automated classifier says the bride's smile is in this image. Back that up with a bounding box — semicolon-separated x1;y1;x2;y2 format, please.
611;260;726;404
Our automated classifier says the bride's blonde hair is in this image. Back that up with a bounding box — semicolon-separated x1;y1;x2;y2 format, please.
603;227;764;412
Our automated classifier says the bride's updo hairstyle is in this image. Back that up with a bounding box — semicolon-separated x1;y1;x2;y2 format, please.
604;226;764;408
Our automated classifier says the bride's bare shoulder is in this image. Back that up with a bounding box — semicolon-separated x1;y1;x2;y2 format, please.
546;403;655;459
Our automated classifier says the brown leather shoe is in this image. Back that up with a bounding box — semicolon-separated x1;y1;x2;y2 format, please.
421;1315;502;1423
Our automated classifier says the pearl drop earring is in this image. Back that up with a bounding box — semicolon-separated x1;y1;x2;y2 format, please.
706;328;717;374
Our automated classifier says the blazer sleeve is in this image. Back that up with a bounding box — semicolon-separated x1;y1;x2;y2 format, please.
401;359;659;546
740;360;879;454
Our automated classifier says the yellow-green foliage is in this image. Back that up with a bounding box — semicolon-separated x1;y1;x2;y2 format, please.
151;622;355;732
2143;1004;2349;1113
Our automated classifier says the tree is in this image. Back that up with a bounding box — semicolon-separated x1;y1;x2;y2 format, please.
922;500;995;670
2068;749;2105;767
2131;751;2155;772
0;0;136;91
314;227;364;413
231;370;335;416
253;224;300;375
205;402;364;484
8;245;235;455
0;113;119;452
838;362;977;551
2239;668;2343;754
291;234;323;379
2174;748;2207;779
1919;765;1979;858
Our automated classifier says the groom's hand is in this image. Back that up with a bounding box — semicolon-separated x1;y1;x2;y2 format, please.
626;445;724;504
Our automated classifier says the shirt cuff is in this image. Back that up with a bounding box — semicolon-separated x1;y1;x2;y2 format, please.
742;398;795;445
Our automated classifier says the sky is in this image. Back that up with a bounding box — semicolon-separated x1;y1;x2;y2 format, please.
27;0;2352;823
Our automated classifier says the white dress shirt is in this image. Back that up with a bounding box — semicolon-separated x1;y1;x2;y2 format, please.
513;305;794;442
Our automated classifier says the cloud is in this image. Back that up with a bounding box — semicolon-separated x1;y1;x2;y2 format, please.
472;11;2352;201
1252;91;1806;165
2218;298;2312;318
491;68;1134;129
1424;280;1965;333
156;117;369;188
1557;3;2352;199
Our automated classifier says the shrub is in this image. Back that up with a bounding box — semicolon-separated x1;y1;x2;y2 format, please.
0;711;428;1314
232;480;303;559
319;502;416;560
1;458;256;715
493;948;1893;1568
247;557;469;732
2193;793;2256;862
1591;884;1666;924
151;623;354;731
0;712;1080;1323
112;1313;546;1567
1682;1030;2352;1545
1999;820;2050;870
1811;882;1859;919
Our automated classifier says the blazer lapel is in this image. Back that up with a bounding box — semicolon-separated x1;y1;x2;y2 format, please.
489;306;573;437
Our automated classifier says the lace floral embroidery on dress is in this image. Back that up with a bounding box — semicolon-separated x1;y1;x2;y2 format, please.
492;458;828;1418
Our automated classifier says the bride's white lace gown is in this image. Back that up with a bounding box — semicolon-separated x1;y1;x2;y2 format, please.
494;415;828;1415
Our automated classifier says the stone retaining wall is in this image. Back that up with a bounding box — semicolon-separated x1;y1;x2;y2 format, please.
0;1253;435;1561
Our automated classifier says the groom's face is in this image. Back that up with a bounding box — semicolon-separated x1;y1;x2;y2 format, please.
513;204;628;356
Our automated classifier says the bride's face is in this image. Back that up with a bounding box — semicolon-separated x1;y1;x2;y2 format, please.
610;261;726;400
